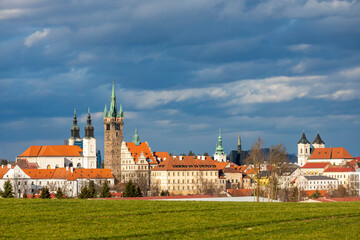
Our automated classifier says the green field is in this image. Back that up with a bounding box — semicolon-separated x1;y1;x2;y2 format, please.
0;199;359;239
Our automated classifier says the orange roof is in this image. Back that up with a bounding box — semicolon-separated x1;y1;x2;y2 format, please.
153;152;171;162
22;168;114;180
152;156;224;171
309;147;353;160
227;189;253;197
126;142;157;164
324;167;355;173
22;169;56;179
14;159;38;169
303;190;327;197
0;166;10;178
245;167;258;174
67;168;113;180
302;162;331;169
19;145;83;157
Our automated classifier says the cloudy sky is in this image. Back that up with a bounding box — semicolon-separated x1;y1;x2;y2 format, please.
0;0;359;161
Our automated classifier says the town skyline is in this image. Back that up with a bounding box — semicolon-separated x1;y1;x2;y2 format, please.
1;1;359;160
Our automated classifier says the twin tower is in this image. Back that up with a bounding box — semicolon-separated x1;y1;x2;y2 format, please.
103;82;124;179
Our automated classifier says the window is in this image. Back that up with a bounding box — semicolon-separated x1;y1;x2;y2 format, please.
106;124;110;130
115;124;120;130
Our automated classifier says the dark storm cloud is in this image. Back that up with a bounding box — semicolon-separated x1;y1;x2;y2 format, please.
0;0;359;160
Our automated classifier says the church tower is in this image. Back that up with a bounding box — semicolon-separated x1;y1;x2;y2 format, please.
297;130;311;167
133;128;140;146
237;133;242;154
312;131;325;149
103;82;124;180
214;129;227;162
83;108;96;168
68;108;81;146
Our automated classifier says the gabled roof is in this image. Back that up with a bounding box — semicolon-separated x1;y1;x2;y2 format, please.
324;167;355;173
19;145;83;157
312;132;325;145
308;147;353;160
14;159;39;169
304;175;337;181
0;166;10;178
298;131;310;144
21;168;114;180
302;162;330;169
126;142;157;164
153;152;171;162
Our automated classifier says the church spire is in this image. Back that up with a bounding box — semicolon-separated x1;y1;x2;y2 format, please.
237;132;242;153
71;108;80;139
215;128;224;155
85;107;94;138
297;130;310;144
103;104;108;118
109;81;117;117
133;128;140;146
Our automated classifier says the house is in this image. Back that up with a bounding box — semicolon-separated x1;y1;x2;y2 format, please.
323;166;355;188
307;147;354;166
297;175;338;191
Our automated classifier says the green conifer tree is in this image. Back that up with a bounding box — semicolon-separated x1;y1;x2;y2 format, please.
2;180;14;198
78;185;89;199
100;180;111;198
55;187;64;199
40;187;51;199
88;180;97;198
124;180;136;197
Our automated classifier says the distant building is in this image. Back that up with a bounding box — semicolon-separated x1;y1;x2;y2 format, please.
229;133;249;166
307;147;354;166
297;175;338;191
96;150;102;168
301;162;331;175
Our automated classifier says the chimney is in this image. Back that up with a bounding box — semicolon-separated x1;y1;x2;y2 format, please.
179;156;183;161
202;156;205;160
70;167;74;173
197;156;200;159
1;165;3;169
66;166;69;171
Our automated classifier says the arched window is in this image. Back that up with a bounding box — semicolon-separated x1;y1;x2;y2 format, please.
306;148;308;153
55;165;59;169
77;163;81;168
69;163;73;167
47;165;51;169
300;149;302;154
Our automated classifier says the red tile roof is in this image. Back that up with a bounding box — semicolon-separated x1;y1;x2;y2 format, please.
19;145;83;157
152;156;224;171
67;169;114;181
303;190;327;197
21;168;114;180
309;147;353;160
0;166;10;178
126;142;157;164
22;169;56;179
324;167;355;173
153;152;171;162
14;159;39;169
302;162;331;169
227;189;253;197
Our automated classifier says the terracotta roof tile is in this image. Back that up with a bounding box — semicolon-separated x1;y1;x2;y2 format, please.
324;167;355;173
19;145;83;157
126;142;157;164
309;147;353;160
152;156;224;171
302;162;331;169
0;166;10;178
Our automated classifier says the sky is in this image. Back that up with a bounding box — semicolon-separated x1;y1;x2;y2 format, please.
0;0;359;161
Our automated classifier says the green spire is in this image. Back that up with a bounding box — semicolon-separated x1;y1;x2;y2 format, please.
103;104;108;118
120;104;123;117
133;128;140;146
215;128;224;155
109;81;117;117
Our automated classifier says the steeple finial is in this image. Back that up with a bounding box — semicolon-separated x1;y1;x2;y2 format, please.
109;82;117;117
71;108;80;139
215;129;224;155
85;107;94;138
133;128;140;145
237;132;242;153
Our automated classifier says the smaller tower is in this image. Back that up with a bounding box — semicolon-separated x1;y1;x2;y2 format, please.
237;133;242;154
214;129;227;162
68;108;81;146
297;130;311;167
133;128;140;146
83;108;96;168
312;131;325;149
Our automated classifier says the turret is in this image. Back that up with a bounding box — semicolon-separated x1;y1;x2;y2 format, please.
312;131;325;149
297;130;311;167
237;132;242;154
133;128;140;146
70;108;81;140
84;107;94;139
214;129;227;162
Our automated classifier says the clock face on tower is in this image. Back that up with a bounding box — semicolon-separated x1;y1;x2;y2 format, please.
115;123;120;130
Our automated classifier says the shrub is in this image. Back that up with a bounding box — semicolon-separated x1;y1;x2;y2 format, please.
55;187;64;199
135;186;142;197
124;180;136;197
79;186;90;199
88;180;97;198
23;190;28;199
310;190;322;199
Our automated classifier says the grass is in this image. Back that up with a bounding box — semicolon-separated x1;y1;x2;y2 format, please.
0;199;359;239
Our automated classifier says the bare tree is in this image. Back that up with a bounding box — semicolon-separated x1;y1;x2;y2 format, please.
246;137;266;202
267;144;288;201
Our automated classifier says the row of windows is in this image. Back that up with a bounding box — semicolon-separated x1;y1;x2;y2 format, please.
168;179;217;184
123;165;148;170
167;171;217;177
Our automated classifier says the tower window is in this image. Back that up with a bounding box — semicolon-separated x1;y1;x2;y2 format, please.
115;124;120;130
106;124;110;130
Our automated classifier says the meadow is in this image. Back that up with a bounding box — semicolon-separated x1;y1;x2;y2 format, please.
0;199;359;239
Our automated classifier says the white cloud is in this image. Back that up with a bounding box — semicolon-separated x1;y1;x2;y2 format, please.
341;66;360;79
288;44;311;52
24;28;50;47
